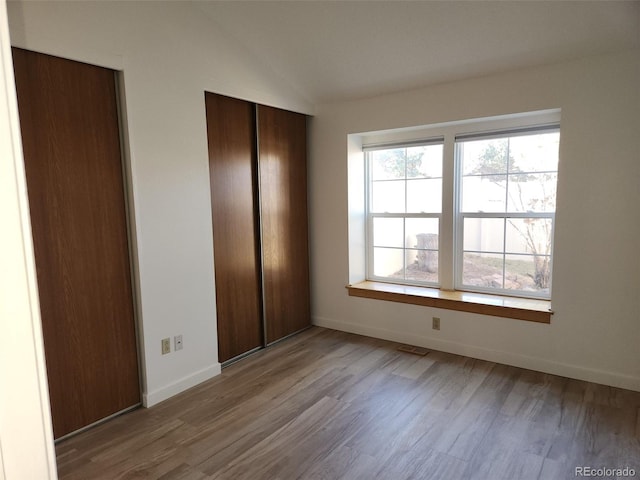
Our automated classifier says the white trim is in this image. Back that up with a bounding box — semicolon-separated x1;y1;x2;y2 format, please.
0;1;57;477
312;316;640;393
0;437;5;480
142;363;221;407
347;135;366;285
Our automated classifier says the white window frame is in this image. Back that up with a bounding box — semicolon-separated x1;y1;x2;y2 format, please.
361;110;561;300
454;126;559;300
364;138;444;288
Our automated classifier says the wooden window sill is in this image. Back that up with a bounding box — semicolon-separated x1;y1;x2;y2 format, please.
346;281;552;324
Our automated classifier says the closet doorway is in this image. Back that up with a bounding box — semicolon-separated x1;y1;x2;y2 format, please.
12;48;140;439
205;92;311;364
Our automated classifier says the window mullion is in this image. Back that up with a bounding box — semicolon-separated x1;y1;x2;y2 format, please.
441;135;455;290
505;137;511;217
502;218;507;289
403;149;408;280
365;153;372;281
502;139;510;290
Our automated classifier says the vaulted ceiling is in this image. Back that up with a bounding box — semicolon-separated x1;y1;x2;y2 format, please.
195;0;640;104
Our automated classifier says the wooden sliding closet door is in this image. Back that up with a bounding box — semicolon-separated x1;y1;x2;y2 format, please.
257;106;311;343
12;49;140;439
205;93;263;363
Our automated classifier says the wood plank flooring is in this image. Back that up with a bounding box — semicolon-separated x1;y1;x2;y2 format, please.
56;327;640;479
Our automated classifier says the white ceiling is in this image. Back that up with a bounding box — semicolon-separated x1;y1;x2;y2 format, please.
195;1;640;104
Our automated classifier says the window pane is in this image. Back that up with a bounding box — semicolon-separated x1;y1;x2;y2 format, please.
373;247;403;278
461;175;506;212
373;217;403;248
407;178;441;213
406;144;443;179
406;249;438;283
506;218;552;255
460;138;508;175
372;180;405;213
506;173;557;212
463;218;504;252
505;254;551;293
509;132;559;173
462;252;504;288
405;218;439;249
371;149;405;180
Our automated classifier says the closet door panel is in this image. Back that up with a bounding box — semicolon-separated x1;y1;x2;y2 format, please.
12;48;140;439
205;93;263;362
257;105;311;343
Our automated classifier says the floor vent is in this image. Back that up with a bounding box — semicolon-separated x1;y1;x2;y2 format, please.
397;345;429;356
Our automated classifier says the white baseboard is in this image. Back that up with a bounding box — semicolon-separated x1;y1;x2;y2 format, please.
313;316;640;392
142;363;221;407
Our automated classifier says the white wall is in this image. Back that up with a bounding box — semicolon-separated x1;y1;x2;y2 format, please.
310;50;640;391
7;0;314;407
0;0;57;477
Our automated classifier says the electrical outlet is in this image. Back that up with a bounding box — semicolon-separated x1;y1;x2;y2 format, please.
174;335;183;351
161;337;170;355
432;317;441;331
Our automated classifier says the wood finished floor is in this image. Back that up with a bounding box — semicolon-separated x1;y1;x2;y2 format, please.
56;327;640;480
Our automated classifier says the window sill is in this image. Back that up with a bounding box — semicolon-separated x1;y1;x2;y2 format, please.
346;281;552;324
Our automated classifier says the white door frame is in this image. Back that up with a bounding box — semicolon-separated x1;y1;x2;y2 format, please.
0;0;58;478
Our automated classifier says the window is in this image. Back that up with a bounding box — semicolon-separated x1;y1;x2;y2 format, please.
456;128;559;298
364;114;560;300
366;141;443;285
